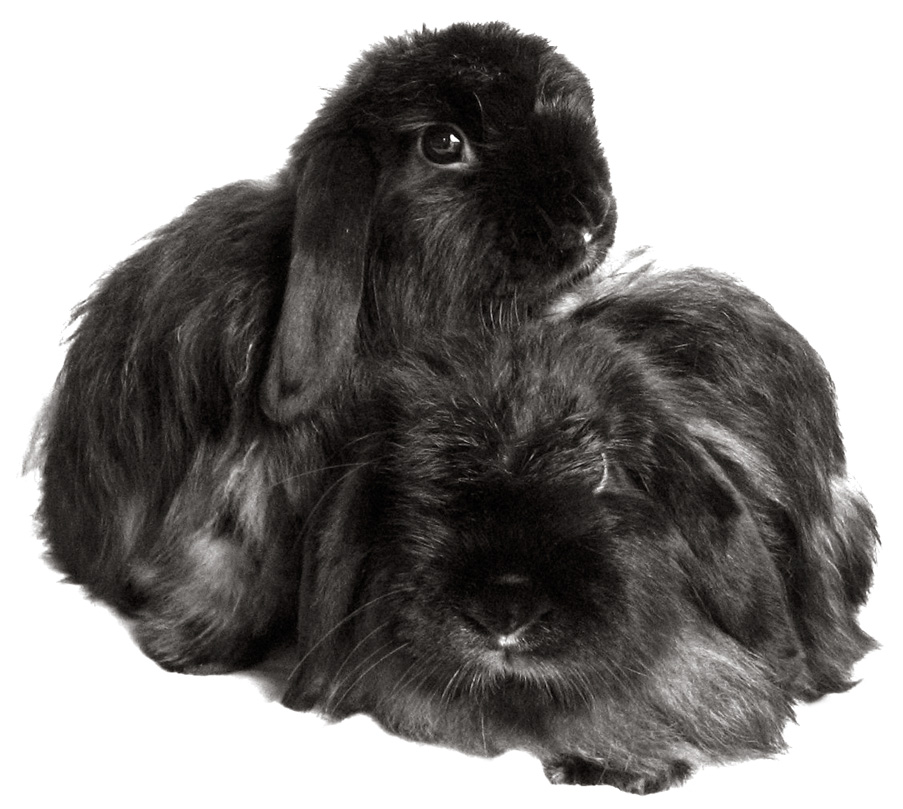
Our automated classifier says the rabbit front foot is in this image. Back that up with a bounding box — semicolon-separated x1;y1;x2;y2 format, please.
543;756;692;794
130;611;273;675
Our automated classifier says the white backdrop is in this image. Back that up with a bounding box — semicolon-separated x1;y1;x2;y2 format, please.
3;2;899;807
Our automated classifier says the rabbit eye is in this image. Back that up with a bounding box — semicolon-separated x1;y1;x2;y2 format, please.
419;125;472;166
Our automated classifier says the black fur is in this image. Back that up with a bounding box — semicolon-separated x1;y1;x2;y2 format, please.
282;262;877;793
32;22;616;672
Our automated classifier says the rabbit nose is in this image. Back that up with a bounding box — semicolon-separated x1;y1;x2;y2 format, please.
466;573;551;639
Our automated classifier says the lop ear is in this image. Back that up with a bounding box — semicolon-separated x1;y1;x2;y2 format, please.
262;135;377;423
282;452;377;713
651;426;804;673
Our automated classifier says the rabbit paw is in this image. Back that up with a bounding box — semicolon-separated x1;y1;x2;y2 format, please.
544;756;692;794
130;611;271;675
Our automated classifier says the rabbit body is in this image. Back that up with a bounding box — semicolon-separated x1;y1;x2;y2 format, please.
283;261;877;792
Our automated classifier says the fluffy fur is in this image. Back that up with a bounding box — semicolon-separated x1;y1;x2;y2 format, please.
282;262;877;793
32;22;616;672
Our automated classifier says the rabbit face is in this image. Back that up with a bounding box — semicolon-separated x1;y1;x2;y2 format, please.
290;23;616;338
262;23;618;419
286;329;703;723
362;341;684;701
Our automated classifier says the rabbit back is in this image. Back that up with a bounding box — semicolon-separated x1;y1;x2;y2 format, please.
34;180;324;670
572;263;878;696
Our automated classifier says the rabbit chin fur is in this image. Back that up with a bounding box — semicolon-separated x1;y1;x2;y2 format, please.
31;22;616;672
281;263;877;793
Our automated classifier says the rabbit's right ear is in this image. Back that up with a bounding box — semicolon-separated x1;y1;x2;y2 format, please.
262;134;377;423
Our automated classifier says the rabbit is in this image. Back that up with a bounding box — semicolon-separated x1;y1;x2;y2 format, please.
30;21;617;673
281;260;878;793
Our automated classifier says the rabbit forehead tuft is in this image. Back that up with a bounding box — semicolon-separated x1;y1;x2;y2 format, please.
384;326;654;467
334;22;591;126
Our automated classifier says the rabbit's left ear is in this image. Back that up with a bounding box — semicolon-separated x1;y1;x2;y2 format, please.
651;427;803;667
262;134;377;423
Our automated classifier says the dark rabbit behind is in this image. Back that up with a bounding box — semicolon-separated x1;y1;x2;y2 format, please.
284;261;877;793
32;22;616;672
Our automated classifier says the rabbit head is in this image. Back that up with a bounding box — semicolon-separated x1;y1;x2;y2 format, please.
262;22;617;420
283;321;813;791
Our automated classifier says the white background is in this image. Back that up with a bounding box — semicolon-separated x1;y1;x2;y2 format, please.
3;1;899;806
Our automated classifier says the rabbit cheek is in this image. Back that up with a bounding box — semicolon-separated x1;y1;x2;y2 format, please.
359;175;491;339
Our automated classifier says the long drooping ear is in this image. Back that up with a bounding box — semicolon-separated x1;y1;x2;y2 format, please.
281;451;378;712
650;425;804;673
261;134;377;423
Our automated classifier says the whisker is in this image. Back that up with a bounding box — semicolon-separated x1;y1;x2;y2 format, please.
325;634;398;711
438;663;466;707
380;651;434;708
328;640;412;712
269;428;393;491
286;589;407;683
572;669;596;711
272;459;371;489
400;653;450;710
480;705;488;755
569;190;593;224
273;458;376;499
327;619;395;689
